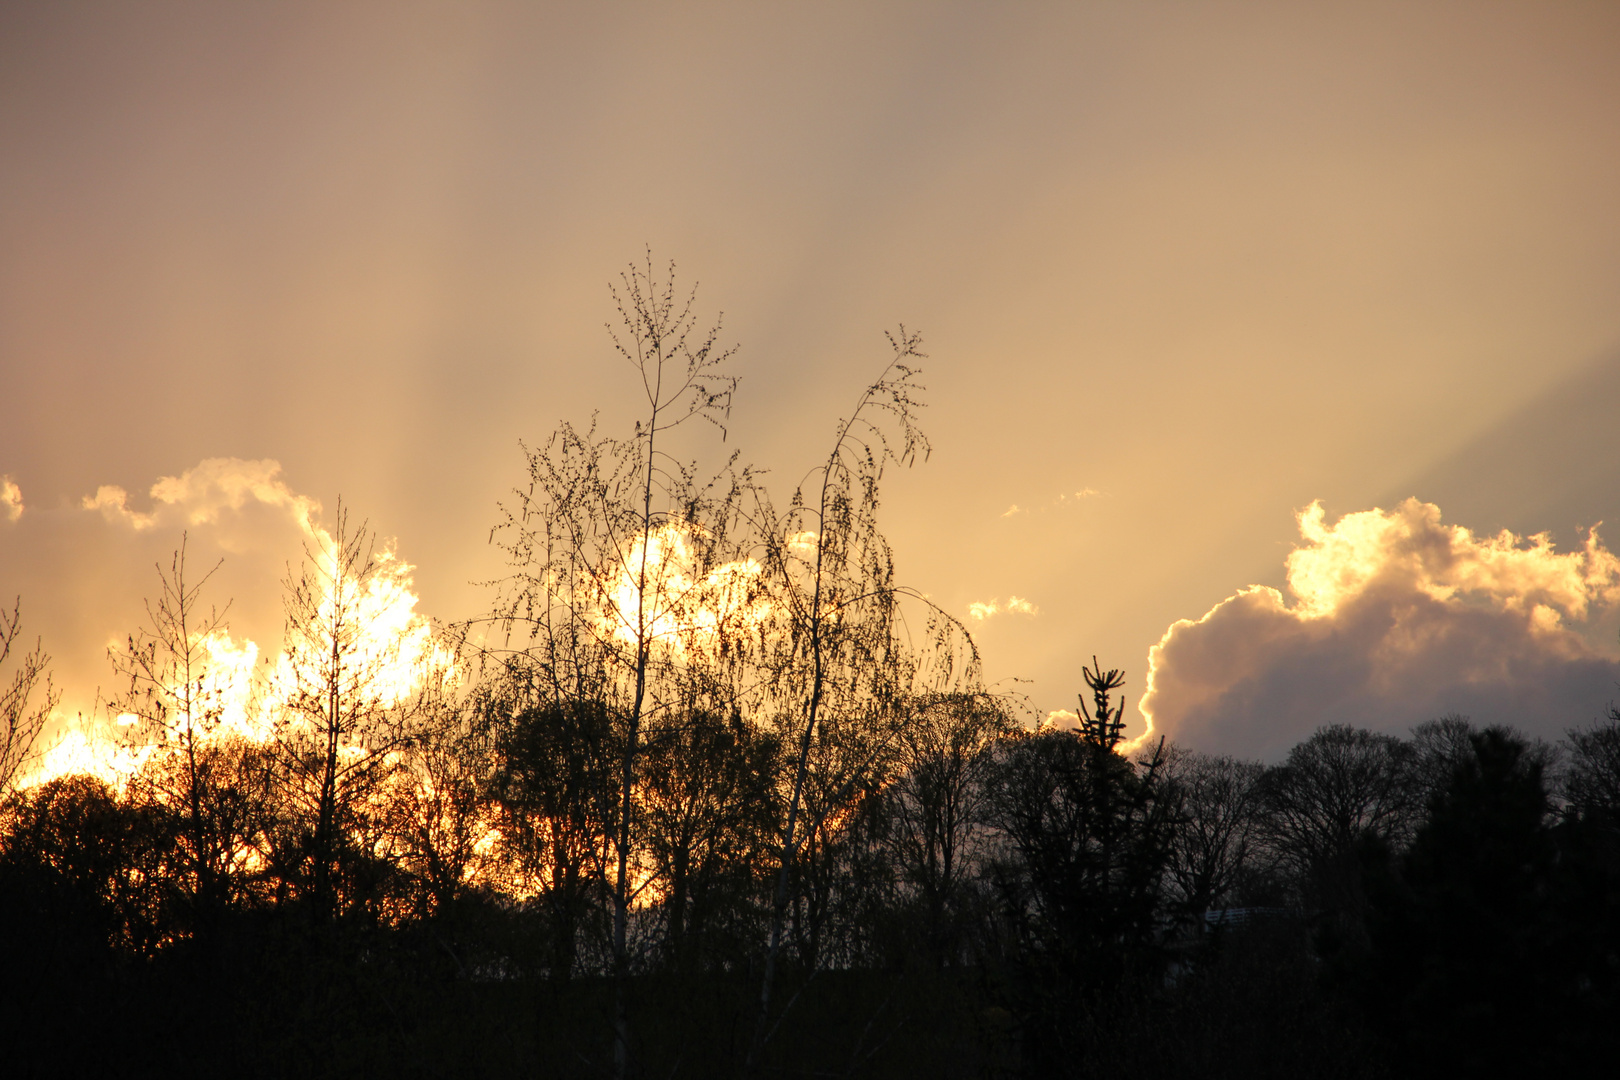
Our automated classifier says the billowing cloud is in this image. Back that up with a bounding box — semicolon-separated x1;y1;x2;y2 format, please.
80;457;322;544
968;595;1039;621
0;458;439;786
1138;499;1620;759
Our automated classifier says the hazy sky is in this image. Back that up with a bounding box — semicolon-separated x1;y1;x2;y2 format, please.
5;1;1620;760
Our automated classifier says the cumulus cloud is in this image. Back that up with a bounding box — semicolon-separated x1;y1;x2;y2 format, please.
81;457;321;543
0;458;439;783
1138;499;1620;759
968;595;1039;621
1042;708;1082;731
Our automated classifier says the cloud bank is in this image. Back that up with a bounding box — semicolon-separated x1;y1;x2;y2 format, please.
1138;499;1620;759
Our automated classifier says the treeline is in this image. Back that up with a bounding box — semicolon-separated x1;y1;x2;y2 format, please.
6;680;1620;1077
3;261;1618;1076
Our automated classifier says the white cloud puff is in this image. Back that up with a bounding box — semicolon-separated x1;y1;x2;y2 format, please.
1138;499;1620;759
1042;708;1081;731
968;595;1039;621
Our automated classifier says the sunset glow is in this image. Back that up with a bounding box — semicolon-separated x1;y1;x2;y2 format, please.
589;522;772;660
16;482;449;789
5;6;1620;1071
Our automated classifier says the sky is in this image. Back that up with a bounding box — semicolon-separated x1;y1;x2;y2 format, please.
4;1;1620;764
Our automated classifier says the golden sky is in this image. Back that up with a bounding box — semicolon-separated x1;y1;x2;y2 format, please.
4;1;1620;759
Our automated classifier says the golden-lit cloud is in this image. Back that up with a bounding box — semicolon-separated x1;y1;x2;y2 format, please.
968;596;1039;621
1042;708;1081;731
589;521;772;661
82;458;321;542
1;476;22;523
15;457;446;788
29;724;153;792
1136;499;1620;758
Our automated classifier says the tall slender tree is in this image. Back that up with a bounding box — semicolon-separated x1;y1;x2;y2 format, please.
492;253;746;1077
747;330;980;1069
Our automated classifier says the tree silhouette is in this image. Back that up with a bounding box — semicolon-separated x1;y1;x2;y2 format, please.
491;253;747;1077
745;328;982;1072
987;663;1177;1070
1162;748;1266;918
110;539;268;929
1364;727;1571;1073
1261;724;1417;946
0;597;57;793
269;506;441;925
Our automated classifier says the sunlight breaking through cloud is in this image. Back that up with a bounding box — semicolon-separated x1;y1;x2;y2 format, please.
16;458;447;789
589;521;773;661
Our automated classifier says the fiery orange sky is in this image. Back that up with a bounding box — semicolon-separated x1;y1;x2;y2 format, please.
4;2;1620;762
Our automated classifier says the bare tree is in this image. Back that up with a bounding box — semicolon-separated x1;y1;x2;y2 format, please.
1;598;57;793
1261;724;1416;927
491;253;745;1077
109;539;270;923
1563;707;1620;821
269;505;442;924
882;692;1012;963
1161;749;1265;917
747;331;980;1068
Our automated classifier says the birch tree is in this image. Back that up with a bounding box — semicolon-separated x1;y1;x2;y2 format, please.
491;254;748;1078
747;331;982;1068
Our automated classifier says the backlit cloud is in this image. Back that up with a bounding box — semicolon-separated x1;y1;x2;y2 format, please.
968;595;1039;621
1;458;442;787
81;457;321;542
1042;708;1081;731
1;476;21;523
1137;499;1620;759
